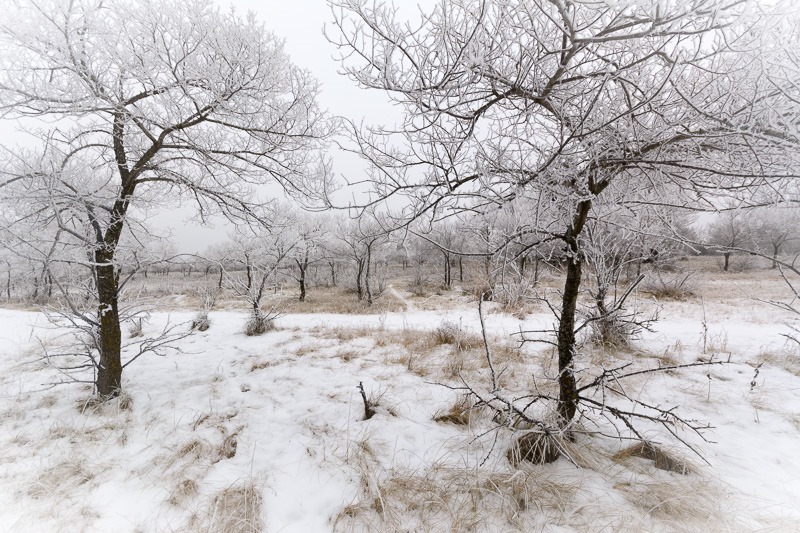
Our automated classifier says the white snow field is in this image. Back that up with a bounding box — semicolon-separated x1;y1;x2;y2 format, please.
1;275;799;532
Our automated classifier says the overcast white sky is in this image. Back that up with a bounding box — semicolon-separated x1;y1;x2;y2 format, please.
151;0;405;251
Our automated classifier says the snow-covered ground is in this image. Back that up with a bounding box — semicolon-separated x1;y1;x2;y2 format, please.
1;280;799;532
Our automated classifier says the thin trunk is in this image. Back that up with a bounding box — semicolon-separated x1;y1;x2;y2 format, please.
443;251;451;288
723;252;730;271
5;262;11;300
217;266;224;290
356;258;364;300
459;256;464;282
365;244;373;306
296;254;308;302
328;260;337;287
556;198;593;426
245;256;253;291
772;244;779;269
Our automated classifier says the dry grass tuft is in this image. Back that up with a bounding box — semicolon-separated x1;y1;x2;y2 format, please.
434;320;483;352
334;451;581;532
168;478;200;507
76;390;133;414
613;441;691;474
507;431;563;466
28;457;95;500
434;396;479;426
244;312;275;336
614;476;742;529
191;311;211;332
191;481;264;533
216;430;239;461
642;271;696;301
759;348;800;376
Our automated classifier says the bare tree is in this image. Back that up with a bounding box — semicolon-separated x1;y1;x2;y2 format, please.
330;0;800;431
290;212;329;302
752;206;800;269
705;210;758;272
333;214;388;305
0;0;330;398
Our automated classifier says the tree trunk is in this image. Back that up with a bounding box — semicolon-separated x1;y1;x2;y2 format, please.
556;198;593;426
95;255;123;399
365;244;373;305
772;244;779;269
557;247;582;424
356;258;364;300
459;256;464;282
723;252;730;271
296;255;308;302
443;251;451;288
217;266;224;290
328;260;337;286
5;262;11;300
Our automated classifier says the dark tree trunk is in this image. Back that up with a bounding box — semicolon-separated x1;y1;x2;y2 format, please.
299;268;306;301
5;262;11;300
365;244;373;306
95;253;123;399
557;253;582;424
723;252;730;271
245;257;253;291
519;254;527;277
295;254;308;302
442;251;451;288
217;266;224;289
459;256;464;282
356;258;364;300
556;198;593;426
772;244;779;269
328;260;337;287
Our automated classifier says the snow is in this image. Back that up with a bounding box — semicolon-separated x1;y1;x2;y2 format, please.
1;287;800;532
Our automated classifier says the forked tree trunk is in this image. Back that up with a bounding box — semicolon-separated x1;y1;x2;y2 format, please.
328;260;337;286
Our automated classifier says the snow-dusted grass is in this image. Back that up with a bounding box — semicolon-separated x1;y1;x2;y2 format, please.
1;267;800;532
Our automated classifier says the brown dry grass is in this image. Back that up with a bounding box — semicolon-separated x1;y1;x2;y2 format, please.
186;481;264;533
758;347;800;376
28;457;96;500
612;441;692;475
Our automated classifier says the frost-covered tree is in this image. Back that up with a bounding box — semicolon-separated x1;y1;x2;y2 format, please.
330;0;800;428
752;206;800;269
705;210;758;272
0;0;330;398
